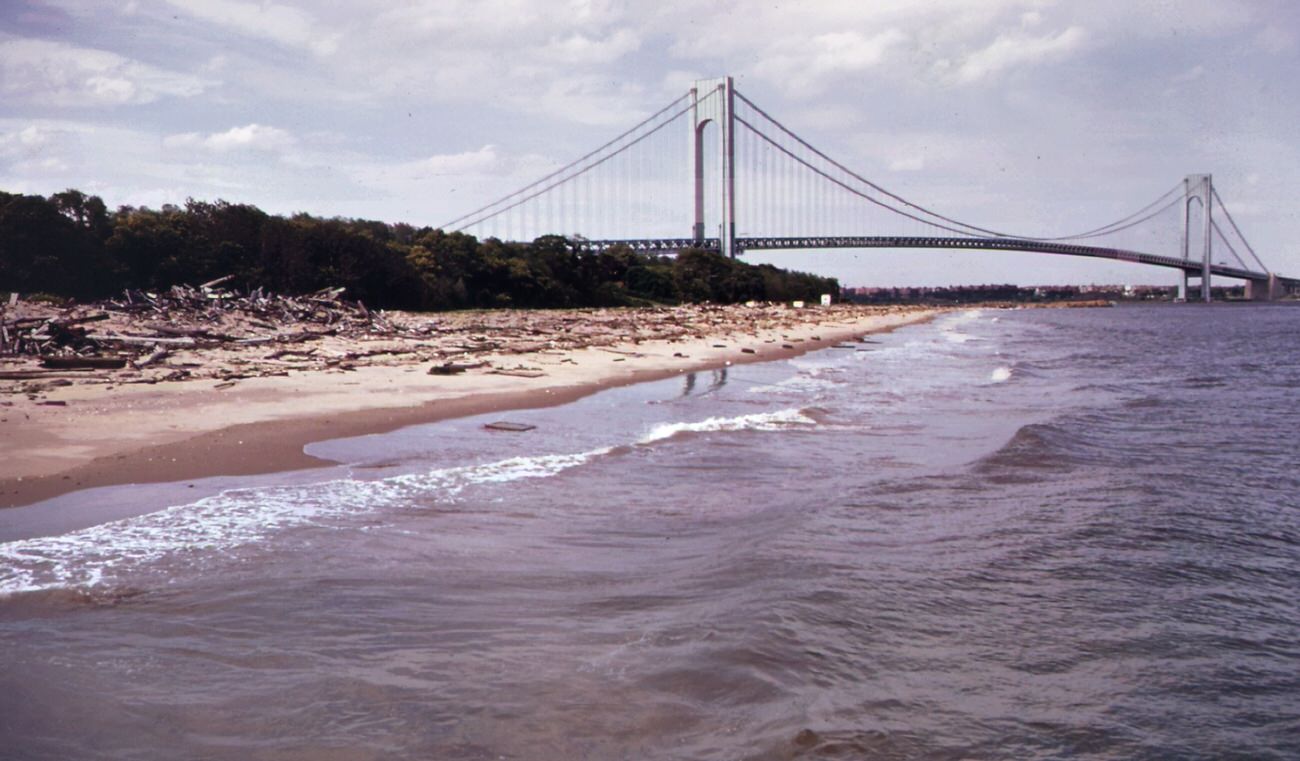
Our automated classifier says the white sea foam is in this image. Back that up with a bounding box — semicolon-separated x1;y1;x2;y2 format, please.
746;373;835;395
937;309;985;344
638;408;817;445
2;407;823;595
990;366;1012;383
0;446;614;596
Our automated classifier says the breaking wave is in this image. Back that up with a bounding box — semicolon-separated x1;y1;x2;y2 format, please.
638;408;818;445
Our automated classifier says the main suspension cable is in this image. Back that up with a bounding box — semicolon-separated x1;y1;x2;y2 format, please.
735;90;1185;243
1211;186;1270;273
452;95;706;233
440;92;696;231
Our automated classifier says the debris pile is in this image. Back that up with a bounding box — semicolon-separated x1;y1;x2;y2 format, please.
2;284;928;391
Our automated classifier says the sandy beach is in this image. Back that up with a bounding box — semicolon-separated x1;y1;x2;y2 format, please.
0;300;938;509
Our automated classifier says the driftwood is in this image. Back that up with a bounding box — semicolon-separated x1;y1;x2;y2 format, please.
50;313;110;327
0;369;95;380
265;347;318;360
199;274;235;290
428;360;489;375
41;356;128;370
84;334;197;347
484;421;536;432
132;347;171;369
488;368;546;378
142;324;219;338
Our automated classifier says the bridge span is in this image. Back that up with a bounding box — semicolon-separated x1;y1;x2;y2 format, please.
571;235;1298;300
445;76;1295;301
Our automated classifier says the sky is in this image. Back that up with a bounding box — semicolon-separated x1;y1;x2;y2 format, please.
1;0;1298;287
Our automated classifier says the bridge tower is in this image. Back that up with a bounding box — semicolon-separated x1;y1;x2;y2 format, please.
691;76;737;258
1180;174;1213;302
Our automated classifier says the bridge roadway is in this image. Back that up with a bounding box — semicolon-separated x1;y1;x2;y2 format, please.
571;235;1299;289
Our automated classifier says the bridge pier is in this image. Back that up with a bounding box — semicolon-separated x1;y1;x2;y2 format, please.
1245;273;1286;301
1180;270;1206;299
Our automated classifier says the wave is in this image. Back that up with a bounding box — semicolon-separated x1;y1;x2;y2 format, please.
638;408;818;445
0;446;616;598
970;422;1085;479
746;373;837;395
1;406;828;597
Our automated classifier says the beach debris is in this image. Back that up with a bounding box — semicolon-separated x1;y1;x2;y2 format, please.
2;285;933;393
428;360;488;375
488;367;547;378
483;421;536;432
132;347;171;369
40;355;128;370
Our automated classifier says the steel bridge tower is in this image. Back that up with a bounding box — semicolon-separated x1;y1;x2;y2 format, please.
691;76;737;258
1180;174;1213;302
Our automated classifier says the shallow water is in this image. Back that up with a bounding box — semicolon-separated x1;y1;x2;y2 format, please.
2;303;1298;759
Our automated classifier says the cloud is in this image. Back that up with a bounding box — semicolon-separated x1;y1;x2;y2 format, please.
415;145;504;176
751;28;908;94
813;29;908;72
541;28;640;64
954;25;1088;84
163;0;341;55
0;37;206;106
164;124;296;152
0;125;53;156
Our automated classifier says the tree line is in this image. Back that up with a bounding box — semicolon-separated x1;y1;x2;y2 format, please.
0;190;838;309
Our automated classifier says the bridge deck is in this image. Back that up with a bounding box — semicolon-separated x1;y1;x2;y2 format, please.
571;235;1296;287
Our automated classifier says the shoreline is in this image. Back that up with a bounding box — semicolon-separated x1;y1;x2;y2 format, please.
1;306;940;510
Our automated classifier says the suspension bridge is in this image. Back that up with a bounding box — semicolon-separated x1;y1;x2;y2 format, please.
441;76;1296;302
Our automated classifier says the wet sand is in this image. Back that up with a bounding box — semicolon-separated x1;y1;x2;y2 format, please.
0;304;938;509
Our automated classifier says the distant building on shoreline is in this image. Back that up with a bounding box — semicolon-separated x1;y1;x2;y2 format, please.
839;283;1249;304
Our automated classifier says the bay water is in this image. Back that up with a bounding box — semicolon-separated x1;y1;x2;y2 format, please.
2;304;1297;759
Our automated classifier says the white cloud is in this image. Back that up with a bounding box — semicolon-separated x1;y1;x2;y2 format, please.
417;146;504;176
164;124;296;152
954;26;1088;84
813;29;908;72
0;38;206;106
541;28;640;64
0;125;54;157
753;28;908;94
163;0;341;56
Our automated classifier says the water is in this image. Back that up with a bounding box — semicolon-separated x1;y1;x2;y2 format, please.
2;304;1298;760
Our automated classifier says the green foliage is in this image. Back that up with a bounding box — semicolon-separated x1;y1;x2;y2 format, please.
0;189;839;310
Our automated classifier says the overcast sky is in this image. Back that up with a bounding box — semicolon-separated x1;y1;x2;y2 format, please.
2;0;1297;287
